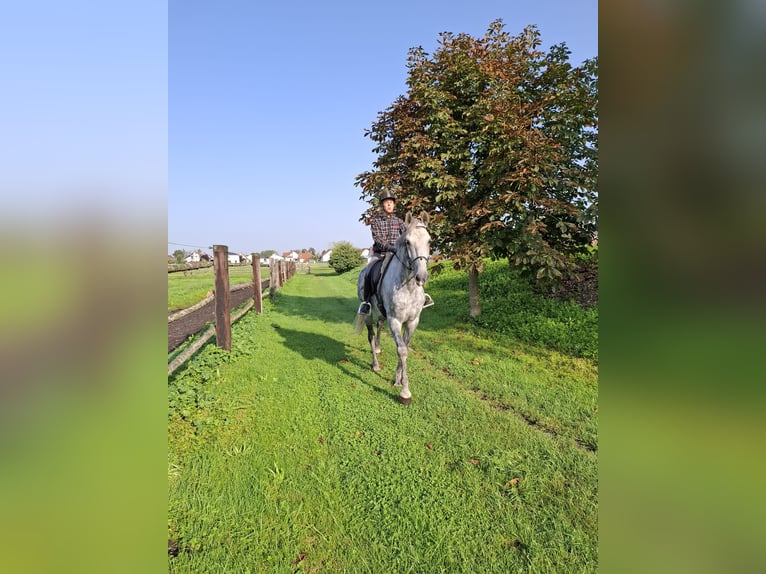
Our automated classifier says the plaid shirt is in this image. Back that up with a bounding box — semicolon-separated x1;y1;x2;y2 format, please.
370;212;404;254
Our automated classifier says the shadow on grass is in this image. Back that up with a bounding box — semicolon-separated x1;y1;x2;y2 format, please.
272;322;403;405
275;289;468;335
273;264;467;333
271;324;347;363
360;380;402;405
353;367;402;405
342;340;411;406
273;294;360;325
348;352;404;405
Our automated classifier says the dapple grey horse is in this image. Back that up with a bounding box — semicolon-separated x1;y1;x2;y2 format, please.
356;212;431;404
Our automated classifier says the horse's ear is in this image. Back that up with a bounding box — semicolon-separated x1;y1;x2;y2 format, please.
420;211;430;226
405;212;413;225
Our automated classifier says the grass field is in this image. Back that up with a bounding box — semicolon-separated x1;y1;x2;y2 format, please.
168;262;597;572
168;265;269;313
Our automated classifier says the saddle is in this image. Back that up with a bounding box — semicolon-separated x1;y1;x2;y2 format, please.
365;253;394;317
360;252;435;317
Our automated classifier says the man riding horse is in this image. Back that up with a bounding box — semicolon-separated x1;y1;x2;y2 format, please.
355;208;433;403
357;187;404;315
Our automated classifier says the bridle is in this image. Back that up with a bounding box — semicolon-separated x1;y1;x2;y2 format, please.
395;224;431;276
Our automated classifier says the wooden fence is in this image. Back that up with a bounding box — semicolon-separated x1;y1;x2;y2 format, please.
168;262;214;273
168;246;297;376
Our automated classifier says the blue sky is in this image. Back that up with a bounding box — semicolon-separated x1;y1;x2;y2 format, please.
168;0;597;256
1;2;167;226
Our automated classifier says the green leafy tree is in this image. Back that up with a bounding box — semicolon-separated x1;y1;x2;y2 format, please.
173;249;188;264
328;241;365;274
356;20;597;316
260;249;276;259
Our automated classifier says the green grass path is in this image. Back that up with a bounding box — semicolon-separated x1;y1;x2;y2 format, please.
168;268;597;573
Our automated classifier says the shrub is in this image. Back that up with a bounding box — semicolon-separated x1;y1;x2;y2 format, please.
328;242;365;274
427;259;598;361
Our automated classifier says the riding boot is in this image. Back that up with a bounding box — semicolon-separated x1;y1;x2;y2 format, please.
358;270;372;315
358;293;371;314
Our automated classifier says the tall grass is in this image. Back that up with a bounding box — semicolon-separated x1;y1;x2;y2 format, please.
426;260;598;361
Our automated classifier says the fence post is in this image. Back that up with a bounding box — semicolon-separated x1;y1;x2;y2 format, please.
269;260;276;299
251;252;262;314
213;244;231;350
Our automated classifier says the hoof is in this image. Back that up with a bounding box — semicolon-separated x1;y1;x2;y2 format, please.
398;396;412;405
393;381;402;388
372;365;381;372
375;348;382;354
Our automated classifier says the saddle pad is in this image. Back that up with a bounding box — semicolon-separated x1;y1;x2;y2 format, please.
369;258;383;290
367;258;387;318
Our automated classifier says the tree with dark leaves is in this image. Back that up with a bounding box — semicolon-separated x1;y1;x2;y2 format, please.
356;20;597;316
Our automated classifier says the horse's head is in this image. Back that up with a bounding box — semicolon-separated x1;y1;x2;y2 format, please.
402;211;431;287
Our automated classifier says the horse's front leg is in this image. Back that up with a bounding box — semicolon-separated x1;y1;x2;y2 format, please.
366;316;380;372
397;319;419;403
388;318;411;404
403;317;419;347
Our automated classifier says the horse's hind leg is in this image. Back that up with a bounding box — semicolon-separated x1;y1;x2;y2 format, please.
366;316;381;372
374;317;384;354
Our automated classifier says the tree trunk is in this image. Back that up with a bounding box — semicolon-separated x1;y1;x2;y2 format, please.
468;264;481;318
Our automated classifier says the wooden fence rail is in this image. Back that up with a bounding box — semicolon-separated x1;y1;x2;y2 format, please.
168;262;214;273
168;248;296;376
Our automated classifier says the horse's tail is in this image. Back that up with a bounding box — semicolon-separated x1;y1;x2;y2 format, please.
353;312;366;335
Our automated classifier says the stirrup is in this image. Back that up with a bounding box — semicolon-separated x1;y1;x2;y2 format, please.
423;293;434;308
357;301;371;315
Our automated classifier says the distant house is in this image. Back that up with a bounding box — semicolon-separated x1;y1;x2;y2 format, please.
360;248;370;259
228;253;242;265
298;252;312;263
269;253;285;265
320;249;332;262
281;251;299;261
184;250;210;264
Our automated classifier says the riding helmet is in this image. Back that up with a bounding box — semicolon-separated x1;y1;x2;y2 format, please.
379;188;398;203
